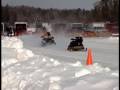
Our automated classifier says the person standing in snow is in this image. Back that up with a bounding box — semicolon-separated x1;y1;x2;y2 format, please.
6;26;13;37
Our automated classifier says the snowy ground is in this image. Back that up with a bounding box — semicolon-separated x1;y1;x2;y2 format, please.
2;34;119;90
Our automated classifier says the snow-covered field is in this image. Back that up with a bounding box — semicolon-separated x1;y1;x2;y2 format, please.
2;34;119;90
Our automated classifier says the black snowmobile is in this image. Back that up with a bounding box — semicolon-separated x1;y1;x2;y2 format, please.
67;37;87;51
41;32;56;46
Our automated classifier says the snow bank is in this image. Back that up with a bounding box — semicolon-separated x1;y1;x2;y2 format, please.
74;63;111;78
49;76;61;83
2;58;18;68
2;54;117;90
2;36;35;68
15;48;34;60
2;35;118;90
2;37;23;49
69;61;82;67
75;69;91;77
2;72;20;90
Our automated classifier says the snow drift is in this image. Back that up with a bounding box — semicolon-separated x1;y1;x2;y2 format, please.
2;36;35;68
2;35;119;90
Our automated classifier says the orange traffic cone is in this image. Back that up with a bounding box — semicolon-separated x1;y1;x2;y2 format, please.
86;48;93;65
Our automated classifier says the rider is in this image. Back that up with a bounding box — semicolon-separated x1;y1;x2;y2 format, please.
75;36;83;45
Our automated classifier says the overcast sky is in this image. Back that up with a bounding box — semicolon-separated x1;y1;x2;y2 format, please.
2;0;98;10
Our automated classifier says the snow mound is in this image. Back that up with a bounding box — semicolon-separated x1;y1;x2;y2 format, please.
75;69;91;77
2;72;20;90
69;61;82;67
49;76;61;83
86;63;111;73
74;63;111;78
2;58;18;68
16;48;34;61
2;37;23;49
49;82;61;90
2;36;35;68
2;35;118;90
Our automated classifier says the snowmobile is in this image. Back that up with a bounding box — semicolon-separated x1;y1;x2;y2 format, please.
41;36;56;46
41;31;56;46
67;37;87;51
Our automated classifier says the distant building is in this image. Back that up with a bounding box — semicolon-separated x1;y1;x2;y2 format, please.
105;22;119;33
14;22;28;36
85;22;106;32
70;23;85;31
27;23;36;33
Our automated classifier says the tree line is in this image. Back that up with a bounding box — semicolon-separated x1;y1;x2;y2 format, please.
2;0;119;24
92;0;119;22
